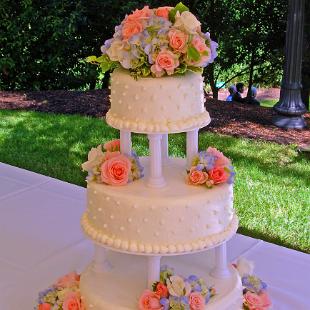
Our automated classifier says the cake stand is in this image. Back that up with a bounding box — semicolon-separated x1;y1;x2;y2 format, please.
80;127;243;309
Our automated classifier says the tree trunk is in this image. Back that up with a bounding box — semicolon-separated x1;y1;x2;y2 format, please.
205;63;218;99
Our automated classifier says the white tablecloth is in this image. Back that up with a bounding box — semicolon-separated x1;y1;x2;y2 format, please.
0;163;309;309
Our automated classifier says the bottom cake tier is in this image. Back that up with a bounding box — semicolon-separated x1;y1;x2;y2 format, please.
80;249;243;310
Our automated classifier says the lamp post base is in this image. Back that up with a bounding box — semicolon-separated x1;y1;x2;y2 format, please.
272;114;307;129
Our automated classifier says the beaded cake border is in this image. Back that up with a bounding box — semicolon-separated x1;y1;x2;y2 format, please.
105;110;211;133
81;212;238;255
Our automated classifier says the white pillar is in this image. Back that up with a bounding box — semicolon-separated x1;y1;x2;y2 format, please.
161;134;169;164
147;256;161;288
120;130;132;155
210;243;231;278
186;129;199;168
147;134;166;187
92;246;111;273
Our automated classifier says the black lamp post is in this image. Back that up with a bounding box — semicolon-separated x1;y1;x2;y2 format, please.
273;0;307;129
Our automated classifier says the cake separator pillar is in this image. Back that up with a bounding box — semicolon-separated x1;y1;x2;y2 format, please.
210;242;231;278
92;245;113;273
120;130;132;155
186;129;199;168
147;134;166;187
147;256;161;288
161;134;169;164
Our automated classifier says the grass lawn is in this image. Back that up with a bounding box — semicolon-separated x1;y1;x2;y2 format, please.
260;99;278;108
0;110;309;253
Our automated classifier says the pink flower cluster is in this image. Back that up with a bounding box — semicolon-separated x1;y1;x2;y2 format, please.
81;139;144;186
187;147;234;188
37;272;85;310
97;3;218;78
244;291;272;310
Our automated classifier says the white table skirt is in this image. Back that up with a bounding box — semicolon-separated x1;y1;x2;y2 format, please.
0;163;309;310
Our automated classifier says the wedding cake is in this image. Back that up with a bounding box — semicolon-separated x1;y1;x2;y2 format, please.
77;4;244;309
36;4;272;310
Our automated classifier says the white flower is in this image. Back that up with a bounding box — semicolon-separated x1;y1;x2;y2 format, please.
167;275;191;297
236;258;254;277
81;145;104;173
106;39;125;62
174;11;201;34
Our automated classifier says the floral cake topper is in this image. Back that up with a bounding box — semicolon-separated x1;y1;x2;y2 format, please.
187;147;235;188
86;2;218;78
82;139;144;186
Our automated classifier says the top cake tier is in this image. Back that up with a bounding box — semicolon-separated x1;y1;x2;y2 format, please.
106;69;211;134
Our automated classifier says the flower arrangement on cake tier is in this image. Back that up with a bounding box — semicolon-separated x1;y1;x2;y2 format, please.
234;258;272;310
81;139;144;186
139;266;216;310
86;2;218;78
187;147;235;188
36;272;84;310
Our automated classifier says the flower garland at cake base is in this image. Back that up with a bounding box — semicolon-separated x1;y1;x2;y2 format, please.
36;259;271;309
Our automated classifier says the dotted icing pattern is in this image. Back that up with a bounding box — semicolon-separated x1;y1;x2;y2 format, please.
81;212;238;255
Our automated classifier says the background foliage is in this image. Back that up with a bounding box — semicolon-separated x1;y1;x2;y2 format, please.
0;0;289;92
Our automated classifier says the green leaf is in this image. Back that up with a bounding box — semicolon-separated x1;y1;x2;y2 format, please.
85;55;98;63
187;46;201;61
187;66;203;74
168;2;189;23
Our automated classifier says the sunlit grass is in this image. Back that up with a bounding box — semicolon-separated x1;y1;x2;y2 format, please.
260;99;278;108
0;110;309;253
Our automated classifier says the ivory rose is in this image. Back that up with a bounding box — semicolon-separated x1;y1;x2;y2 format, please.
189;292;205;310
106;39;125;61
208;167;229;184
103;139;120;152
55;272;80;289
155;6;172;19
168;29;188;53
151;50;179;77
174;11;201;34
244;291;271;310
38;303;51;310
206;147;231;167
236;258;254;277
62;291;83;310
155;282;169;298
166;275;191;297
122;19;144;40
81;145;104;172
138;290;163;310
101;154;131;186
188;168;208;185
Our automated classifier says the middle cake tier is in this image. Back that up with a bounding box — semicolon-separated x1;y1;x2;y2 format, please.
81;157;238;255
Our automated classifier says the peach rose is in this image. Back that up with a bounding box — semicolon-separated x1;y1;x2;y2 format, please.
244;291;271;310
151;50;179;77
63;292;83;310
188;168;208;185
103;139;120;152
155;282;169;298
207;147;231;167
208;167;229;184
122;19;144;40
155;6;172;19
101;154;131;186
103;151;120;161
38;303;51;310
168;29;188;53
189;292;205;310
191;35;208;53
139;290;163;310
55;272;80;288
128;6;152;20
